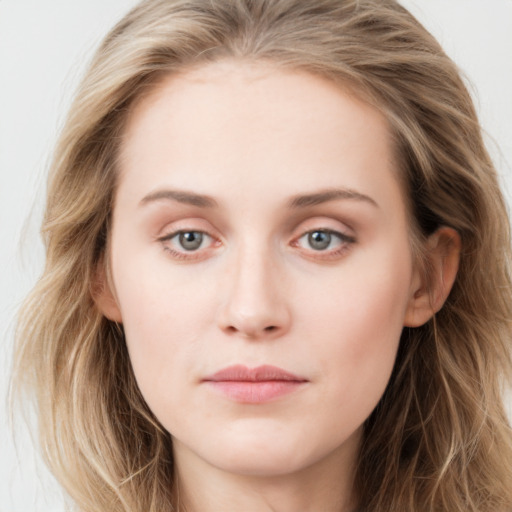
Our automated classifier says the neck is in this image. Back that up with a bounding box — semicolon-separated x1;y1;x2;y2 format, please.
172;430;361;512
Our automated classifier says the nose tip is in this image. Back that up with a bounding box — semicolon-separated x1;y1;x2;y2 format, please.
217;259;291;340
221;311;287;339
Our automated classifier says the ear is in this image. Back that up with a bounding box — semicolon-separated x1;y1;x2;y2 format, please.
404;226;460;327
91;258;123;323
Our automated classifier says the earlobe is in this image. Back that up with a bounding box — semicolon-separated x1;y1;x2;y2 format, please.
404;227;461;327
91;259;123;323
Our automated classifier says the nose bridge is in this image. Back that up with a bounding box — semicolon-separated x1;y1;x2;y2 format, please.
218;238;290;338
234;242;274;306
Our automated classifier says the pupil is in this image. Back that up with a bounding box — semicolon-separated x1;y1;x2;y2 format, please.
179;232;203;250
309;231;331;250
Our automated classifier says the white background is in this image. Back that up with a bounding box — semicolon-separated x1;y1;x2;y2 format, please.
1;1;511;511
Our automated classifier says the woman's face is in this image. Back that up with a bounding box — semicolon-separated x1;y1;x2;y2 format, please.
106;61;423;478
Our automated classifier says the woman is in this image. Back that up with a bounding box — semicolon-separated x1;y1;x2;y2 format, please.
13;0;512;511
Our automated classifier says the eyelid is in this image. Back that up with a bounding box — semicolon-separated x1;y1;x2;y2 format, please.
158;230;221;261
156;219;222;261
290;230;355;262
155;216;356;262
155;217;216;238
159;229;212;245
290;216;355;240
297;229;355;245
292;229;355;248
289;217;357;260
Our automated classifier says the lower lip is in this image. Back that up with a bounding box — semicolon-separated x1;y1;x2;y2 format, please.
206;380;305;403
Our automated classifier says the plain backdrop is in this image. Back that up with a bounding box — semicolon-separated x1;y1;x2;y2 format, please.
1;1;511;511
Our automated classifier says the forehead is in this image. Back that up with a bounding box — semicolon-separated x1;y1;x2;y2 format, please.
117;60;405;214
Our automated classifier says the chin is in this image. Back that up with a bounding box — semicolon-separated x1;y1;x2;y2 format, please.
189;422;356;478
216;447;307;477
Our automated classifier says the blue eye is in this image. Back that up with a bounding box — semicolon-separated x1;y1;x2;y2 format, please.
177;231;204;251
307;231;333;250
164;231;211;252
297;230;352;252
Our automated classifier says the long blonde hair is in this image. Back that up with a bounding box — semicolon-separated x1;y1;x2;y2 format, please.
13;1;512;510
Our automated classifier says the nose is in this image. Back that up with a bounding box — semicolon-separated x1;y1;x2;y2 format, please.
217;246;291;339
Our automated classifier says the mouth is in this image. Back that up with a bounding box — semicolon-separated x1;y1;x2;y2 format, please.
202;364;308;403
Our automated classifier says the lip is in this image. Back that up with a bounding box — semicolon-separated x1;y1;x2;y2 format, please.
203;364;308;403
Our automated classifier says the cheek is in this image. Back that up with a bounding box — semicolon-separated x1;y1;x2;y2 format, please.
111;225;415;448
113;263;218;412
298;248;413;417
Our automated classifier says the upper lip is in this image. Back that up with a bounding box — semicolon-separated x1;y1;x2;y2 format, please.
203;364;307;382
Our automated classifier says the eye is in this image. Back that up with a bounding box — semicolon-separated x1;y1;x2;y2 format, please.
295;229;355;254
159;230;217;259
175;231;206;251
303;230;335;251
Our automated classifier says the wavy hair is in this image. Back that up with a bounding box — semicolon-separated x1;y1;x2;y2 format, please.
12;0;512;510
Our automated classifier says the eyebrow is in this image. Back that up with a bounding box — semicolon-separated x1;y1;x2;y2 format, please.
139;189;218;208
287;188;378;209
139;186;378;210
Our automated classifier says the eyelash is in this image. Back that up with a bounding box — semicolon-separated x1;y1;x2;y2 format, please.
158;230;218;261
158;228;356;261
292;229;355;260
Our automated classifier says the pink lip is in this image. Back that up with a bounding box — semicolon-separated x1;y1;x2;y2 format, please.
203;364;308;403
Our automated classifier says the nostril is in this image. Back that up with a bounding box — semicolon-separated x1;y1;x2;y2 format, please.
264;325;277;332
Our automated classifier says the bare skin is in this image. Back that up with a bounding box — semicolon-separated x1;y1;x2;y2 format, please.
97;60;460;512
